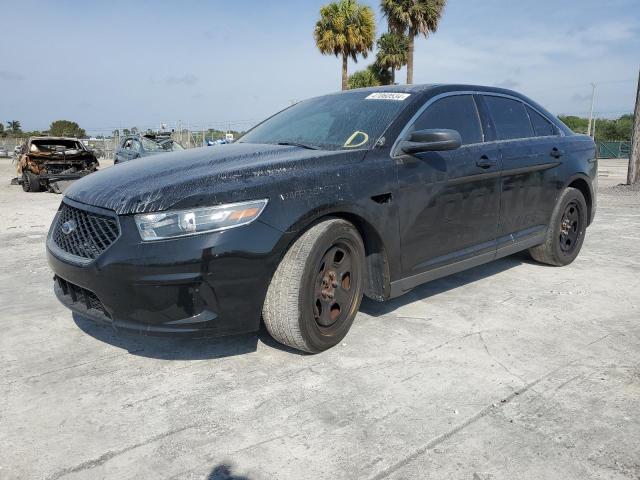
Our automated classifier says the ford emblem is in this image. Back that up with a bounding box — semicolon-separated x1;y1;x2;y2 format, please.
61;220;77;235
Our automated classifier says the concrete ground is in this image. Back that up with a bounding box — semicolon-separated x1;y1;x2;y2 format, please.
1;158;639;480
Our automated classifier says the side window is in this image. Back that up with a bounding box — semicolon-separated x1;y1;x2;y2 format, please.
412;95;483;145
132;140;142;153
526;106;557;137
484;96;533;140
122;139;132;150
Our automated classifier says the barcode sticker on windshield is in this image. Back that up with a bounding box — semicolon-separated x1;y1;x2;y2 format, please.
366;92;411;101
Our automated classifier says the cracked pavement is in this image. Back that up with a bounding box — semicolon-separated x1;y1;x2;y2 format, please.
1;158;639;479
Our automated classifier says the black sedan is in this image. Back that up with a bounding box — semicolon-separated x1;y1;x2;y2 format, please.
47;84;597;352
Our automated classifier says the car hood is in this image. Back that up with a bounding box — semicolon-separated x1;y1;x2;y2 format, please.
65;143;360;215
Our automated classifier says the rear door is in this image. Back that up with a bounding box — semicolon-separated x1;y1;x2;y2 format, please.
396;93;502;276
482;95;560;250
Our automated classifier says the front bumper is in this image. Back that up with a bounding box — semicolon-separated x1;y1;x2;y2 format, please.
47;199;288;337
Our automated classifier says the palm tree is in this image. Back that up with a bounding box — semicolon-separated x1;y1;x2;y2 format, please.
381;0;446;84
7;120;21;133
376;32;408;84
314;0;376;90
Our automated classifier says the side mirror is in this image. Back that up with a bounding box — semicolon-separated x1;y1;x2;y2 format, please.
399;129;462;154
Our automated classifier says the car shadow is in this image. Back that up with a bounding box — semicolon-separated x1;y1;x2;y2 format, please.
73;253;534;359
72;313;306;360
360;252;532;317
206;464;253;480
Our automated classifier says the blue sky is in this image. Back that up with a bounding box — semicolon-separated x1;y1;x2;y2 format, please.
1;0;638;134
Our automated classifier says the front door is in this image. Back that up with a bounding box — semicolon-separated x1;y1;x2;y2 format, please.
396;94;502;276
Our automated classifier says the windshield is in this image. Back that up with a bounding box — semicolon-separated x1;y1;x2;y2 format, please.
30;139;84;152
238;91;411;150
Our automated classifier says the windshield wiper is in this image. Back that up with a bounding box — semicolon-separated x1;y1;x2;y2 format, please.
277;141;320;150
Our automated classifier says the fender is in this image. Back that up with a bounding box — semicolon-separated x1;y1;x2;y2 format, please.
560;172;596;225
267;201;397;301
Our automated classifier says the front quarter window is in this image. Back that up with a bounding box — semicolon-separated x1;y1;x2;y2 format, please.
238;91;411;151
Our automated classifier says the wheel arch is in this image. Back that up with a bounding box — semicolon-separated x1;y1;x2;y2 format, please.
564;174;594;225
333;211;391;302
275;207;392;302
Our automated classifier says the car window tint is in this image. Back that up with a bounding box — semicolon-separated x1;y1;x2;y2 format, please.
484;96;534;140
412;95;482;145
526;106;556;137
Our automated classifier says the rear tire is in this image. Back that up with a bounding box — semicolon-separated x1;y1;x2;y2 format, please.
529;187;587;266
22;171;41;192
262;218;365;353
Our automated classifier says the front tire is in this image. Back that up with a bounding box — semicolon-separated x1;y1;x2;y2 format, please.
529;187;587;266
262;218;365;353
22;171;41;192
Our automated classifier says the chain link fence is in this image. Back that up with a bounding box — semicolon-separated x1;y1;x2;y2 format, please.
597;141;631;159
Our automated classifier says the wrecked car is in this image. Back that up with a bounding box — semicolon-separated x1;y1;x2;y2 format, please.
143;131;184;152
114;134;183;164
143;132;184;152
157;137;184;152
17;137;99;193
47;85;596;353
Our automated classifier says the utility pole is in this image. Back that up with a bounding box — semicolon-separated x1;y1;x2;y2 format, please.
587;82;597;137
627;68;640;185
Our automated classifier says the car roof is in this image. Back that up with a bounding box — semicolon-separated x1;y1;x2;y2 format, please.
341;83;528;98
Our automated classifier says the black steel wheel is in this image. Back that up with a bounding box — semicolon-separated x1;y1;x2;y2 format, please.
529;187;588;266
558;201;582;254
313;241;360;330
263;218;364;353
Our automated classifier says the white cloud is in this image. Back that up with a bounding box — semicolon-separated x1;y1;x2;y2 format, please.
409;17;638;117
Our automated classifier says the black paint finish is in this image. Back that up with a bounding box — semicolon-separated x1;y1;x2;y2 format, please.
47;84;597;336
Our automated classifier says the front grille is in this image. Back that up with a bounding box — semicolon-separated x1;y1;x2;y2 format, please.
46;164;78;175
55;276;110;317
52;202;119;260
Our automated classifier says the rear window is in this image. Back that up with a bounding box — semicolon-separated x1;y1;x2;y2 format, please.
526;106;557;137
411;95;483;145
485;96;533;140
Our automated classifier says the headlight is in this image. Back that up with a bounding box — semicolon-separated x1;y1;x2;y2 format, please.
134;199;268;241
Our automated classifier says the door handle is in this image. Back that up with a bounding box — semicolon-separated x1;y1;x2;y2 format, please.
550;147;565;159
476;156;497;169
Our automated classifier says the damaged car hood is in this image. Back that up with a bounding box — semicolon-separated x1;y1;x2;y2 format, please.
64;143;363;215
